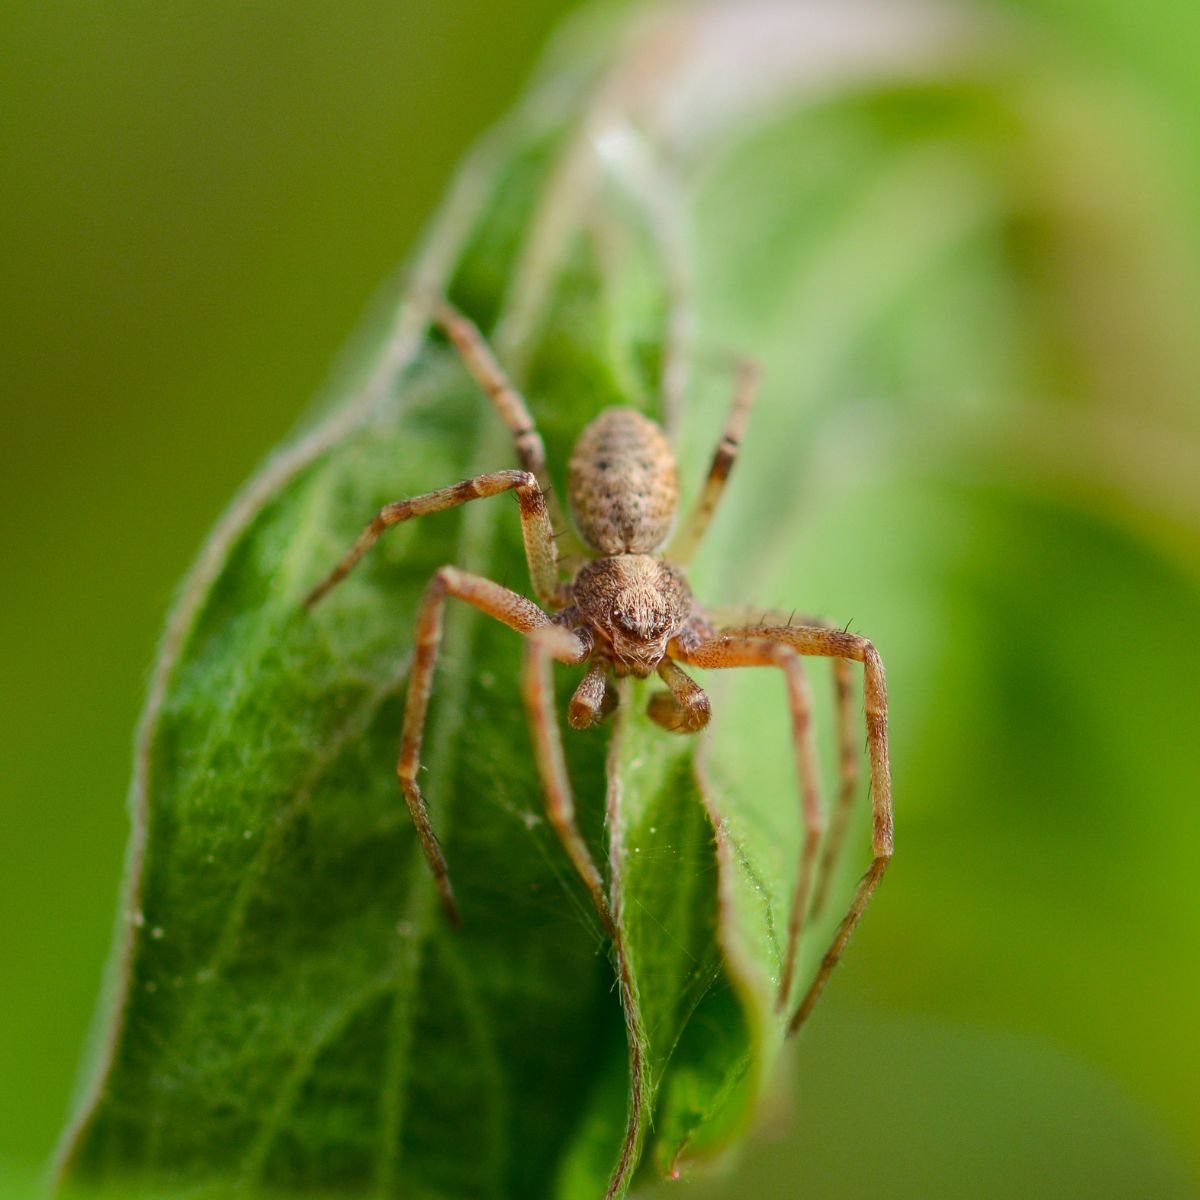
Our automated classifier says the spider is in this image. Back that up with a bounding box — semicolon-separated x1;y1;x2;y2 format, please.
305;302;893;1034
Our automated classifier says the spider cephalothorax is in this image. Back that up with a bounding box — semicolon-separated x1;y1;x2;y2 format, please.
305;302;893;1038
569;555;693;678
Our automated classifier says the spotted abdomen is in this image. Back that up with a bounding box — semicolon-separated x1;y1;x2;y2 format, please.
567;407;678;555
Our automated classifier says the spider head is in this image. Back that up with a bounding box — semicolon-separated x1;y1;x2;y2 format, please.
572;555;692;677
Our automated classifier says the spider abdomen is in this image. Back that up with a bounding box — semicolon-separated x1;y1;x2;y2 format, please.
567;407;678;554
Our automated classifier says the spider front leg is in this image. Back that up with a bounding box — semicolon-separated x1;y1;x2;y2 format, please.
523;629;615;935
396;567;585;927
679;624;892;1035
671;638;824;1010
705;607;861;920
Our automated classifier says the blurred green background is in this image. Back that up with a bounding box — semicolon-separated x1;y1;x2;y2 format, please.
3;1;1199;1197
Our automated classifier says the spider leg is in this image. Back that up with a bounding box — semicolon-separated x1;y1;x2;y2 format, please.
670;638;823;1010
680;623;891;1036
432;301;576;549
812;651;859;920
396;566;587;927
304;468;562;609
668;358;759;564
705;607;861;919
522;629;615;935
704;607;860;918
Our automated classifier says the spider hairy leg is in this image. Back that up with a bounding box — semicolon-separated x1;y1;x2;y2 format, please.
396;566;575;927
522;627;615;935
680;624;891;1035
704;607;862;919
812;652;859;920
304;469;561;609
431;300;574;545
672;637;822;1008
772;649;822;1010
668;357;759;564
789;857;888;1034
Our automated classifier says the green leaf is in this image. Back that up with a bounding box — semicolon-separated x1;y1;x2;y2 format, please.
54;42;777;1188
58;2;1200;1197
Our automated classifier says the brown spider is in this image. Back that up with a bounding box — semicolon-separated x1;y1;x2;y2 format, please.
305;302;893;1034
